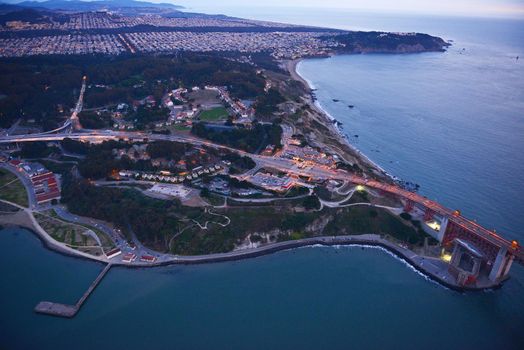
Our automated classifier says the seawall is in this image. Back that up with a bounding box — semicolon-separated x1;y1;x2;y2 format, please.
2;223;504;292
122;235;505;292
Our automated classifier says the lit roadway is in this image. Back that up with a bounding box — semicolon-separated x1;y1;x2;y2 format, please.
1;129;522;261
38;76;87;135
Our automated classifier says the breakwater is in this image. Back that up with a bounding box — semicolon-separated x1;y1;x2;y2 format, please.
145;235;502;292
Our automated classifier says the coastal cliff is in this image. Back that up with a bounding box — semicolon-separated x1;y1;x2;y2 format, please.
328;31;450;54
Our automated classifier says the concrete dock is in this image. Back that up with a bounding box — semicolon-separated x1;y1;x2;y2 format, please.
35;263;112;318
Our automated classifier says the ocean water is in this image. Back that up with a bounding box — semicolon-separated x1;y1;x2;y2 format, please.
2;8;524;349
296;16;524;241
184;5;524;239
1;227;523;349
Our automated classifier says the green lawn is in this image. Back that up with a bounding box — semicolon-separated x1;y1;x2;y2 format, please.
49;209;116;252
35;210;115;255
198;107;229;121
174;125;191;131
0;169;17;187
0;169;29;207
203;193;226;206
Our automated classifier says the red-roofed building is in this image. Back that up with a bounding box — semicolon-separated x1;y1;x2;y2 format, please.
140;255;157;263
30;170;61;204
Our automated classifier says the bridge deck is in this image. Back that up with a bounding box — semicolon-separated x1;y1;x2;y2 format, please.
346;176;523;261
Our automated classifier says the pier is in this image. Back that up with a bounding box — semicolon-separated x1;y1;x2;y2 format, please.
35;263;112;318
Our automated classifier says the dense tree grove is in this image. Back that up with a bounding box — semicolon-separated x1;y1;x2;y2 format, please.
223;153;256;174
19;141;53;158
78;148;120;179
60;139;155;179
0;59;80;128
61;138;90;155
191;122;282;153
254;88;285;118
146;141;187;161
61;177;180;245
0;53;265;128
78;150;156;180
127;106;169;130
328;31;448;52
302;195;321;210
78;111;112;129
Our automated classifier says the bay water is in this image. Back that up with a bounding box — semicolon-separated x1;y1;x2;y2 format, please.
1;227;523;349
1;8;524;349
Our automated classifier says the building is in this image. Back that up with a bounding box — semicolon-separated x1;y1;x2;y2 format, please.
10;160;61;205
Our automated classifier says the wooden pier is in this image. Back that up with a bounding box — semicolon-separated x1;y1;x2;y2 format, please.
35;263;112;318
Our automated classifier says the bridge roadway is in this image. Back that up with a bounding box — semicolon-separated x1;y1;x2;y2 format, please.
1;129;522;262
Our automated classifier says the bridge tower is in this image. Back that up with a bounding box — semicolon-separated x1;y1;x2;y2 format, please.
403;200;414;213
423;208;435;222
437;217;449;242
441;221;514;282
489;248;515;281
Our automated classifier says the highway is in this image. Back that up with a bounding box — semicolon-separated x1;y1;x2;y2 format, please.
69;76;87;132
38;76;87;135
0;127;521;261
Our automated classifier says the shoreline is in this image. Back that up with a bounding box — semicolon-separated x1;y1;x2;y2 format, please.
0;224;504;292
287;58;394;181
0;54;508;295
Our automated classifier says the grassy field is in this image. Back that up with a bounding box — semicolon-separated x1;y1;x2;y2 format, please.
0;169;29;207
198;107;229;121
0;169;17;187
169;124;191;131
203;193;226;206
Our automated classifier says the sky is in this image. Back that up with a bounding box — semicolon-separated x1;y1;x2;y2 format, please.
174;0;524;18
3;0;523;18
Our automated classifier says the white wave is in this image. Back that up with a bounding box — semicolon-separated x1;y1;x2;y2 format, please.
299;243;447;289
295;62;317;90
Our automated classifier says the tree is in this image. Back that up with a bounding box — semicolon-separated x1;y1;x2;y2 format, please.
78;111;111;129
146;141;187;161
61;138;90;155
19;141;50;158
400;212;412;221
303;195;321;210
200;188;210;198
